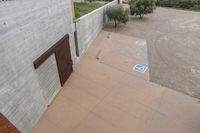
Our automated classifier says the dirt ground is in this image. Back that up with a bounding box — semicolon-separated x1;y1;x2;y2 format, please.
103;7;200;99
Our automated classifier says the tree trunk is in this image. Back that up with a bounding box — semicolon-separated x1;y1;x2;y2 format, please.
114;20;117;28
139;14;144;19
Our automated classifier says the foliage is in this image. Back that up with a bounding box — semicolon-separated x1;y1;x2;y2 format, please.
98;0;114;1
190;4;200;10
86;0;113;2
87;0;95;2
129;0;156;19
74;2;103;18
156;0;200;10
106;5;129;28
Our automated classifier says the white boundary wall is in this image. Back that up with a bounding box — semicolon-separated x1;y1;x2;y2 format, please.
76;0;118;56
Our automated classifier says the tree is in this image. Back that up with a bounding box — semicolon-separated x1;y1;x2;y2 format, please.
106;5;129;28
86;0;95;2
129;0;156;19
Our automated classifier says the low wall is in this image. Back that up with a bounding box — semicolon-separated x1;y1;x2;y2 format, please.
75;0;118;56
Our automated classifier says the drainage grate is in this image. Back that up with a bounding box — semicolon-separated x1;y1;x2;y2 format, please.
133;64;147;73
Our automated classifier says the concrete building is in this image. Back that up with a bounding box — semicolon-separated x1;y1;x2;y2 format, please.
0;0;76;132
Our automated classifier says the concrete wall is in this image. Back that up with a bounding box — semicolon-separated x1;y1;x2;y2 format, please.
0;0;76;133
75;0;118;56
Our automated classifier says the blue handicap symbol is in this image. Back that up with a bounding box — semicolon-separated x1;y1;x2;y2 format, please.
134;64;146;73
136;40;145;46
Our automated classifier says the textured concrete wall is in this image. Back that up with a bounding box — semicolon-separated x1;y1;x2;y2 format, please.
0;0;76;133
76;0;118;56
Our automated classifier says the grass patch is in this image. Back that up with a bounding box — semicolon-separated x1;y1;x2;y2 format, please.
190;9;200;12
74;2;104;18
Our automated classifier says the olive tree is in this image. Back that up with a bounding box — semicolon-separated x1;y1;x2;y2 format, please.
106;5;129;28
129;0;156;19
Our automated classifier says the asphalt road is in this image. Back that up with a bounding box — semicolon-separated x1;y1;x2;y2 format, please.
104;7;200;99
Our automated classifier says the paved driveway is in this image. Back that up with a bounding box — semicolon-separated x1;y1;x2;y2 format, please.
104;7;200;99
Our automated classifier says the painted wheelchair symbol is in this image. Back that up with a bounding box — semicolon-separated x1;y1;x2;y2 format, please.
136;40;146;46
133;64;147;73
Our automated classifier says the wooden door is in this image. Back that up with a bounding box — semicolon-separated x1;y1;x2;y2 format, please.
33;35;73;86
55;39;73;86
0;113;21;133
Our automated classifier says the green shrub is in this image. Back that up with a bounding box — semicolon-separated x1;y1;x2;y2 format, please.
98;0;114;1
86;0;96;2
190;4;200;10
106;5;129;28
129;0;156;19
157;0;200;10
